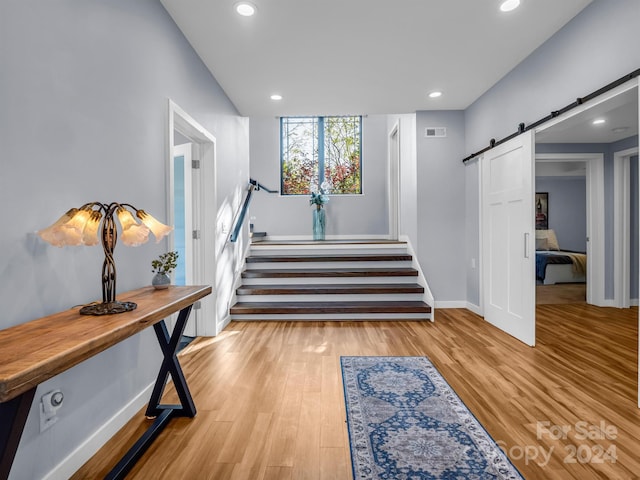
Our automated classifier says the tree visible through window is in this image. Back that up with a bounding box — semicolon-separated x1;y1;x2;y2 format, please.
280;116;362;195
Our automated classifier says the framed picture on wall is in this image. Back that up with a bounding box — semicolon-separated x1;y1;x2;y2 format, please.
535;192;548;230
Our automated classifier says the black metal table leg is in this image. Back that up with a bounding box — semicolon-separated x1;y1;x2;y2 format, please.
145;305;196;418
105;304;196;480
0;388;36;480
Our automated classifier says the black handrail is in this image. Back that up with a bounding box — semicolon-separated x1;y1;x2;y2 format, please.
229;178;277;243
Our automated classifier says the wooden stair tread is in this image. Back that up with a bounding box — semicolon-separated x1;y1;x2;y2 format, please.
246;254;412;263
230;301;431;314
236;283;425;295
242;268;419;278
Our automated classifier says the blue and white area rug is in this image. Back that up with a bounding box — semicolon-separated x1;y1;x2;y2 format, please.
341;356;524;479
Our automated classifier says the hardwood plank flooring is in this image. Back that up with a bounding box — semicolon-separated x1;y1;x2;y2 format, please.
536;283;586;304
72;306;639;480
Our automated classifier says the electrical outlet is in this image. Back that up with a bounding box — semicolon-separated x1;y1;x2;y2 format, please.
40;389;64;432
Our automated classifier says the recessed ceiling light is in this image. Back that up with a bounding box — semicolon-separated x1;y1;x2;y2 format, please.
270;94;282;101
592;119;606;125
235;2;256;16
500;0;520;12
428;91;442;98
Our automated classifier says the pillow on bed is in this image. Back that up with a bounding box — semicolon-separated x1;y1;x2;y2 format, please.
535;237;549;251
535;229;560;251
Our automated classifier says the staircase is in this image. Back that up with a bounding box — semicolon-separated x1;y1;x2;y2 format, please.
230;240;433;321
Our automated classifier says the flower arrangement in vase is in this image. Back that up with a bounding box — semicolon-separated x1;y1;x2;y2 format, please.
310;181;331;240
151;251;179;289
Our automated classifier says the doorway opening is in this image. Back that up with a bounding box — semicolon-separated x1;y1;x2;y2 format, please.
533;154;604;306
168;100;218;336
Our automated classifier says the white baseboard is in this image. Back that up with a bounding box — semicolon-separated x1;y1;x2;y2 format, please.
217;314;232;335
434;300;468;309
599;299;617;307
43;382;154;480
599;299;639;308
465;302;482;316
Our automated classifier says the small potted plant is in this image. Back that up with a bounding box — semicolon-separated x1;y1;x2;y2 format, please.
151;251;178;289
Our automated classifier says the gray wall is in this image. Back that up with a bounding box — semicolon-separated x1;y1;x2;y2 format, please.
0;1;249;478
415;111;467;302
248;115;389;237
463;0;640;306
535;177;587;252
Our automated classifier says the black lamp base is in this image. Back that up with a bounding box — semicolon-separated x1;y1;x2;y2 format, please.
80;301;137;316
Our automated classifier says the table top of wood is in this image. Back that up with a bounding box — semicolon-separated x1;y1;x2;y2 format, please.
0;285;212;403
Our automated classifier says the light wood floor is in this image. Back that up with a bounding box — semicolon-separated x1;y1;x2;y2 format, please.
536;283;586;304
72;305;639;480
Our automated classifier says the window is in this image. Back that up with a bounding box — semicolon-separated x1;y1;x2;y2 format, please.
280;115;362;195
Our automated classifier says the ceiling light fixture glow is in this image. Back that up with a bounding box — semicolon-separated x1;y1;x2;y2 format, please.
592;119;606;125
428;91;442;98
500;0;520;12
235;2;256;16
270;94;282;101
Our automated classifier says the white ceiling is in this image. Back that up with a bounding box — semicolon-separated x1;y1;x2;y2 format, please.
160;0;593;117
535;87;638;144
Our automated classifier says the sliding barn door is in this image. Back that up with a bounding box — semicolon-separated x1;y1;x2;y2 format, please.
481;131;535;346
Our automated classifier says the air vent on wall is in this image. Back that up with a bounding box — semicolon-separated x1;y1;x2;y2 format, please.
424;127;447;138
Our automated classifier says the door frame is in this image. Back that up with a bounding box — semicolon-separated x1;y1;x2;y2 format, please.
533;80;639;309
388;121;401;240
535;153;605;306
614;147;639;308
168;100;217;336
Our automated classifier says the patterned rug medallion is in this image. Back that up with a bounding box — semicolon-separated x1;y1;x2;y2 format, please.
341;356;524;479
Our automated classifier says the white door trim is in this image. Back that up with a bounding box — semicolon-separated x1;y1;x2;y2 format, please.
535;153;605;306
614;147;638;308
388;121;401;240
168;100;218;336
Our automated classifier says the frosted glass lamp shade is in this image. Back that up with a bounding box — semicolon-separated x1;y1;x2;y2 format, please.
81;210;103;246
121;223;150;246
37;208;78;247
62;207;93;246
116;207;138;231
137;210;173;242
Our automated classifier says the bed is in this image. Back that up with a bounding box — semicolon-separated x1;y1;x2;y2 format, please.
535;229;587;285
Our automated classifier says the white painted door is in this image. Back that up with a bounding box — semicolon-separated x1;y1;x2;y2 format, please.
481;131;536;346
172;142;196;337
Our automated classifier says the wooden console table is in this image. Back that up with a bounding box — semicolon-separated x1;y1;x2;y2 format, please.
0;285;212;480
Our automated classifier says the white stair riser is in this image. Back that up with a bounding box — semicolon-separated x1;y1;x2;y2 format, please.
241;276;418;285
245;260;413;270
235;293;425;303
249;246;408;256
